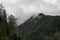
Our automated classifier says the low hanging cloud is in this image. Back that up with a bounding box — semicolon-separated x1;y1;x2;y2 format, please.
0;0;60;24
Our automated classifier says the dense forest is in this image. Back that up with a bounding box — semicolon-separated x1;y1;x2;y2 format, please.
18;13;60;40
0;4;60;40
0;4;23;40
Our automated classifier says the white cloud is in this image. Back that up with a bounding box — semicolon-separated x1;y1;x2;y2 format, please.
44;0;57;4
0;0;60;24
1;0;60;15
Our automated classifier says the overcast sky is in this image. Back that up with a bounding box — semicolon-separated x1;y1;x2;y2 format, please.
0;0;60;25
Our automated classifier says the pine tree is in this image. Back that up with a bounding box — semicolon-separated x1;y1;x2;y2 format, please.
8;15;17;40
0;3;8;40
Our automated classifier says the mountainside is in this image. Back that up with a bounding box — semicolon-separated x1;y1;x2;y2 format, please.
18;13;60;40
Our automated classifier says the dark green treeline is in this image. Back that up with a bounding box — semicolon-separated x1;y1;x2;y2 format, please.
0;3;22;40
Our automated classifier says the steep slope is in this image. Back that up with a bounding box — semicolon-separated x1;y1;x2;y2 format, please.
18;13;60;40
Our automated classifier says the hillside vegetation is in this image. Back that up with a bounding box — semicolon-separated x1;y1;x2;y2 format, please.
18;13;60;40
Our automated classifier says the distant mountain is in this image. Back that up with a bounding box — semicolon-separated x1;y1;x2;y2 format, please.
18;13;60;40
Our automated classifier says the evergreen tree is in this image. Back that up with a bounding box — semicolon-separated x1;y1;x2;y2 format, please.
0;3;8;40
8;15;17;40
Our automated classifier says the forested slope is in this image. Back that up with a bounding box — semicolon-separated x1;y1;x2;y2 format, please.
18;13;60;40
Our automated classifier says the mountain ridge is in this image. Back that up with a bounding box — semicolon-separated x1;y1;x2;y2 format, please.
18;13;60;40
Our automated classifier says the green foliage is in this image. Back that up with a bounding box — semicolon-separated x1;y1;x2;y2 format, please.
8;15;17;40
0;5;21;40
0;5;8;40
53;32;60;40
18;13;60;40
